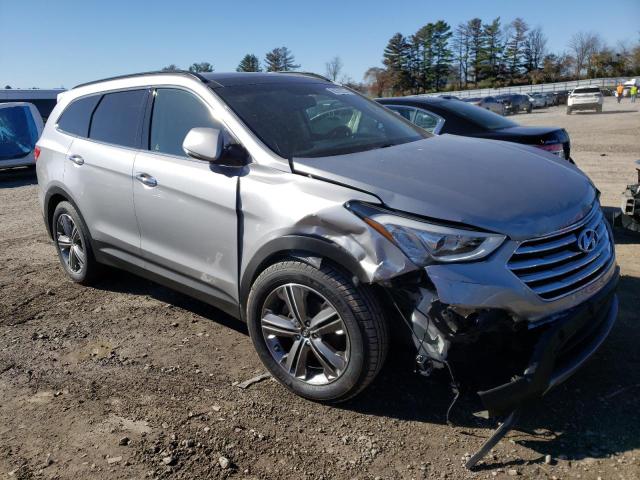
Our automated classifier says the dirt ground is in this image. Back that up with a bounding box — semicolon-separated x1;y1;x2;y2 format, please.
1;96;639;480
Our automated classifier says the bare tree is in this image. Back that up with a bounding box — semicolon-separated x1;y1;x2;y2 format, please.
325;56;343;81
524;27;547;72
364;67;391;97
568;32;602;78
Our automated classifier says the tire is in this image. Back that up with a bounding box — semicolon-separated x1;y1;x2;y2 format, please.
246;260;388;403
52;201;102;285
596;105;602;113
566;107;572;115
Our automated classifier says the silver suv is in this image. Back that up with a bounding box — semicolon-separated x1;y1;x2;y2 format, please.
36;71;618;413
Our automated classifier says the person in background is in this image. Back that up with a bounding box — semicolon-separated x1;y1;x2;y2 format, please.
616;84;624;103
630;84;638;103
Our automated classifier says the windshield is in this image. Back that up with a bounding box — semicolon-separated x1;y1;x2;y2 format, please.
0;105;39;160
214;82;428;158
443;100;517;130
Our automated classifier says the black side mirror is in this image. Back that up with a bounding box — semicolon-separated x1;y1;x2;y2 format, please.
217;141;250;167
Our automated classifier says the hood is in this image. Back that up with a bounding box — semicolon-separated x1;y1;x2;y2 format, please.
292;135;596;240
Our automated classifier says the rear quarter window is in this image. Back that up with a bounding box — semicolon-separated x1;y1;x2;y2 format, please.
57;95;101;137
89;90;148;148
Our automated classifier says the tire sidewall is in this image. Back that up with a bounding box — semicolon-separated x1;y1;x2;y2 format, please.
52;202;92;283
247;264;367;402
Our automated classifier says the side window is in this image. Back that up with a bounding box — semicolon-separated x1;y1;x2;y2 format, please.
149;88;219;157
89;90;147;148
57;95;101;137
413;109;443;134
386;105;415;122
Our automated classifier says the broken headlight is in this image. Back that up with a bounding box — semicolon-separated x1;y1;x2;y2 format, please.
346;202;505;265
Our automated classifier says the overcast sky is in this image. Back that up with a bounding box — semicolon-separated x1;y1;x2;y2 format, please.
2;0;639;89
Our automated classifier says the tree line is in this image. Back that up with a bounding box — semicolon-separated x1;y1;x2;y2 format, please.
158;21;639;98
366;18;640;96
162;46;300;74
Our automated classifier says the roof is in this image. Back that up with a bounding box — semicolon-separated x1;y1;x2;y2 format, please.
73;70;331;90
200;71;332;87
377;96;445;105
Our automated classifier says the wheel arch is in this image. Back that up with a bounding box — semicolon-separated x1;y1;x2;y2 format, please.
44;185;87;240
239;235;370;316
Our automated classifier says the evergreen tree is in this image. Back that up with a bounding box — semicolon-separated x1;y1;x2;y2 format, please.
412;24;435;92
504;18;529;82
383;33;412;94
480;17;503;83
432;21;453;91
188;62;214;73
466;18;484;85
264;47;300;72
237;54;261;72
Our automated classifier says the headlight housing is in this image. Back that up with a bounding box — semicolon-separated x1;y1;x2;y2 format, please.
346;202;505;265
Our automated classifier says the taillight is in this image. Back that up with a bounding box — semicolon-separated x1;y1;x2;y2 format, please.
535;143;564;157
34;146;41;161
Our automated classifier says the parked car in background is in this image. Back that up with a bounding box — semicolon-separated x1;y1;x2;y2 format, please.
528;93;548;108
377;96;572;161
463;96;505;115
495;93;532;114
567;86;603;114
544;92;559;106
552;90;569;104
0;102;44;170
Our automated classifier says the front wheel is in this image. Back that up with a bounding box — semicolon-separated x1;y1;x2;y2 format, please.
246;260;388;403
566;107;572;115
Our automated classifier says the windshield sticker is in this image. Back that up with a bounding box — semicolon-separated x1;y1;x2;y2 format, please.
326;87;354;95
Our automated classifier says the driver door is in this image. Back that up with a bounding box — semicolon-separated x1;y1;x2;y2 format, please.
132;87;239;306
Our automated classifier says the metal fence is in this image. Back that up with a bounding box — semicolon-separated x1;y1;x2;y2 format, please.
423;77;633;98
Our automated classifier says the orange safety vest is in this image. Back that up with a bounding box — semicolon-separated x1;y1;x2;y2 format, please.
616;85;624;95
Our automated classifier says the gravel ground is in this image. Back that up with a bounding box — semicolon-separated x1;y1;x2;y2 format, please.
1;96;639;480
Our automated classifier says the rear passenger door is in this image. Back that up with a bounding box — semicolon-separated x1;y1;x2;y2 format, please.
62;89;148;257
132;87;239;306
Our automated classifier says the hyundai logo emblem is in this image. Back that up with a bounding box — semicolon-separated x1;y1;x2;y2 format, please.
577;229;598;253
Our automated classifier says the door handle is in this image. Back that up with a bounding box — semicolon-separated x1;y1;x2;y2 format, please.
68;154;84;165
135;172;158;187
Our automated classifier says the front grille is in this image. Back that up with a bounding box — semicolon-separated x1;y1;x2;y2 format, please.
508;206;613;301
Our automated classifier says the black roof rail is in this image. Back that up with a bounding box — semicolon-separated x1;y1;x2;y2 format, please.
274;71;334;83
72;70;215;90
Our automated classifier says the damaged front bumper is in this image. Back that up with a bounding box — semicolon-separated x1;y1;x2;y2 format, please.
389;250;619;415
477;267;619;415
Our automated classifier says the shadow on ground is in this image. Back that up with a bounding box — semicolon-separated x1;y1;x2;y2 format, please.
0;167;37;188
91;250;640;467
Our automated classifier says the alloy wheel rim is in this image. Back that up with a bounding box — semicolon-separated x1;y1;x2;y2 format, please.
56;214;85;274
260;283;350;385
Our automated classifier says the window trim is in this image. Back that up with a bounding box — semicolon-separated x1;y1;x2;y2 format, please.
87;88;150;150
55;87;150;152
385;104;445;135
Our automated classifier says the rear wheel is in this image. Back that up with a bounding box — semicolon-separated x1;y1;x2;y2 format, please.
52;201;102;285
246;260;388;403
566;107;572;115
